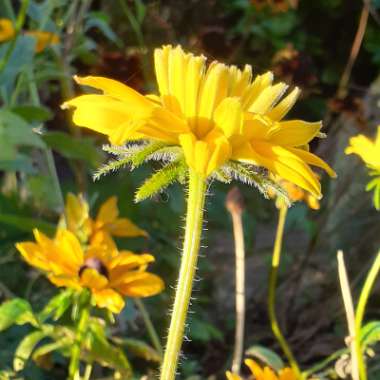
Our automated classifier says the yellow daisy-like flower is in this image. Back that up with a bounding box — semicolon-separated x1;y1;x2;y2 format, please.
345;125;380;171
0;19;15;42
226;359;298;380
16;229;164;313
269;176;320;209
65;193;147;244
0;18;59;52
63;45;335;198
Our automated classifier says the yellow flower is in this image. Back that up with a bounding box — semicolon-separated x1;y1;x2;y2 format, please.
270;176;320;209
65;193;147;244
226;359;298;380
25;30;60;53
63;45;335;198
345;125;380;172
0;18;59;52
0;19;15;42
16;229;164;313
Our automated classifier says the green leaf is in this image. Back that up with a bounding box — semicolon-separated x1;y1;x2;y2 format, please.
135;160;186;202
32;339;71;363
130;141;167;168
85;12;120;44
85;322;132;377
360;321;380;347
93;156;133;180
10;105;53;123
0;299;37;332
39;290;74;323
42;131;104;168
245;345;285;371
188;318;223;343
116;338;161;362
0;110;45;151
14;331;47;371
0;213;55;235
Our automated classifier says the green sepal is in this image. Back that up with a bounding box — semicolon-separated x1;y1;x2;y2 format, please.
135;160;187;202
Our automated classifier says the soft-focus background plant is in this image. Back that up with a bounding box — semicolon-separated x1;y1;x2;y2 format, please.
0;0;380;379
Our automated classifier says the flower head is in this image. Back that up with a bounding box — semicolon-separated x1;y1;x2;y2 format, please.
0;18;59;52
64;193;147;244
345;126;380;172
63;45;335;198
226;359;297;380
16;229;164;313
269;176;320;209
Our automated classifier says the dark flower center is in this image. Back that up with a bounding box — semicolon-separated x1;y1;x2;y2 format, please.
79;257;109;279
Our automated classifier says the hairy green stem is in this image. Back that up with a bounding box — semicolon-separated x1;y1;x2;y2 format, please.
134;298;163;358
160;169;207;380
268;204;301;378
355;250;380;380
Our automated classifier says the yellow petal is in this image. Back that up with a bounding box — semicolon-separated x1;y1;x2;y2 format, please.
249;82;288;114
73;75;152;110
0;19;15;42
25;31;59;53
92;288;125;313
55;229;84;267
225;371;242;380
214;97;243;137
48;274;81;290
80;268;108;290
15;242;50;272
345;134;380;168
65;193;89;234
106;218;148;237
268;120;322;146
96;196;119;226
242;71;273;110
197;62;229;136
116;272;164;297
263;366;279;380
266;87;300;121
245;359;265;379
288;147;336;178
279;368;298;380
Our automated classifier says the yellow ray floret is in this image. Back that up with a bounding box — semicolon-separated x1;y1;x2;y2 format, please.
345;125;380;171
63;45;336;198
64;193;147;244
16;229;164;313
226;359;298;380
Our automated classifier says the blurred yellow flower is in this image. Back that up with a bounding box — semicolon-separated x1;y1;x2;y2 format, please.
0;18;59;52
64;193;147;244
345;125;380;171
226;359;297;380
0;19;15;42
16;229;164;313
63;45;335;198
270;176;320;209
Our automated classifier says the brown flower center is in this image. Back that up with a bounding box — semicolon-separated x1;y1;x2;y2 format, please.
79;257;109;279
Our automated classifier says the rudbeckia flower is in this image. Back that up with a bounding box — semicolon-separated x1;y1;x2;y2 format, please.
63;45;335;198
64;193;147;244
345;126;380;171
226;359;297;380
269;176;320;209
16;229;164;313
0;18;59;52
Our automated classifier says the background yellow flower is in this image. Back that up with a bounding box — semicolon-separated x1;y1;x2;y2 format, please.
16;229;164;313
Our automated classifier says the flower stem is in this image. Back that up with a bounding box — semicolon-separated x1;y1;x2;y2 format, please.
69;295;91;380
160;169;207;380
268;204;301;378
355;250;380;380
226;187;246;374
134;298;163;358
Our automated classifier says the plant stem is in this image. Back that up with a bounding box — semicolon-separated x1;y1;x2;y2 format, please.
134;298;163;358
160;169;207;380
268;204;301;377
69;300;91;380
226;188;246;375
337;250;359;380
83;363;93;380
355;250;380;380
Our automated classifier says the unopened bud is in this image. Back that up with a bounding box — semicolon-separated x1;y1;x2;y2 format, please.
225;186;245;214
